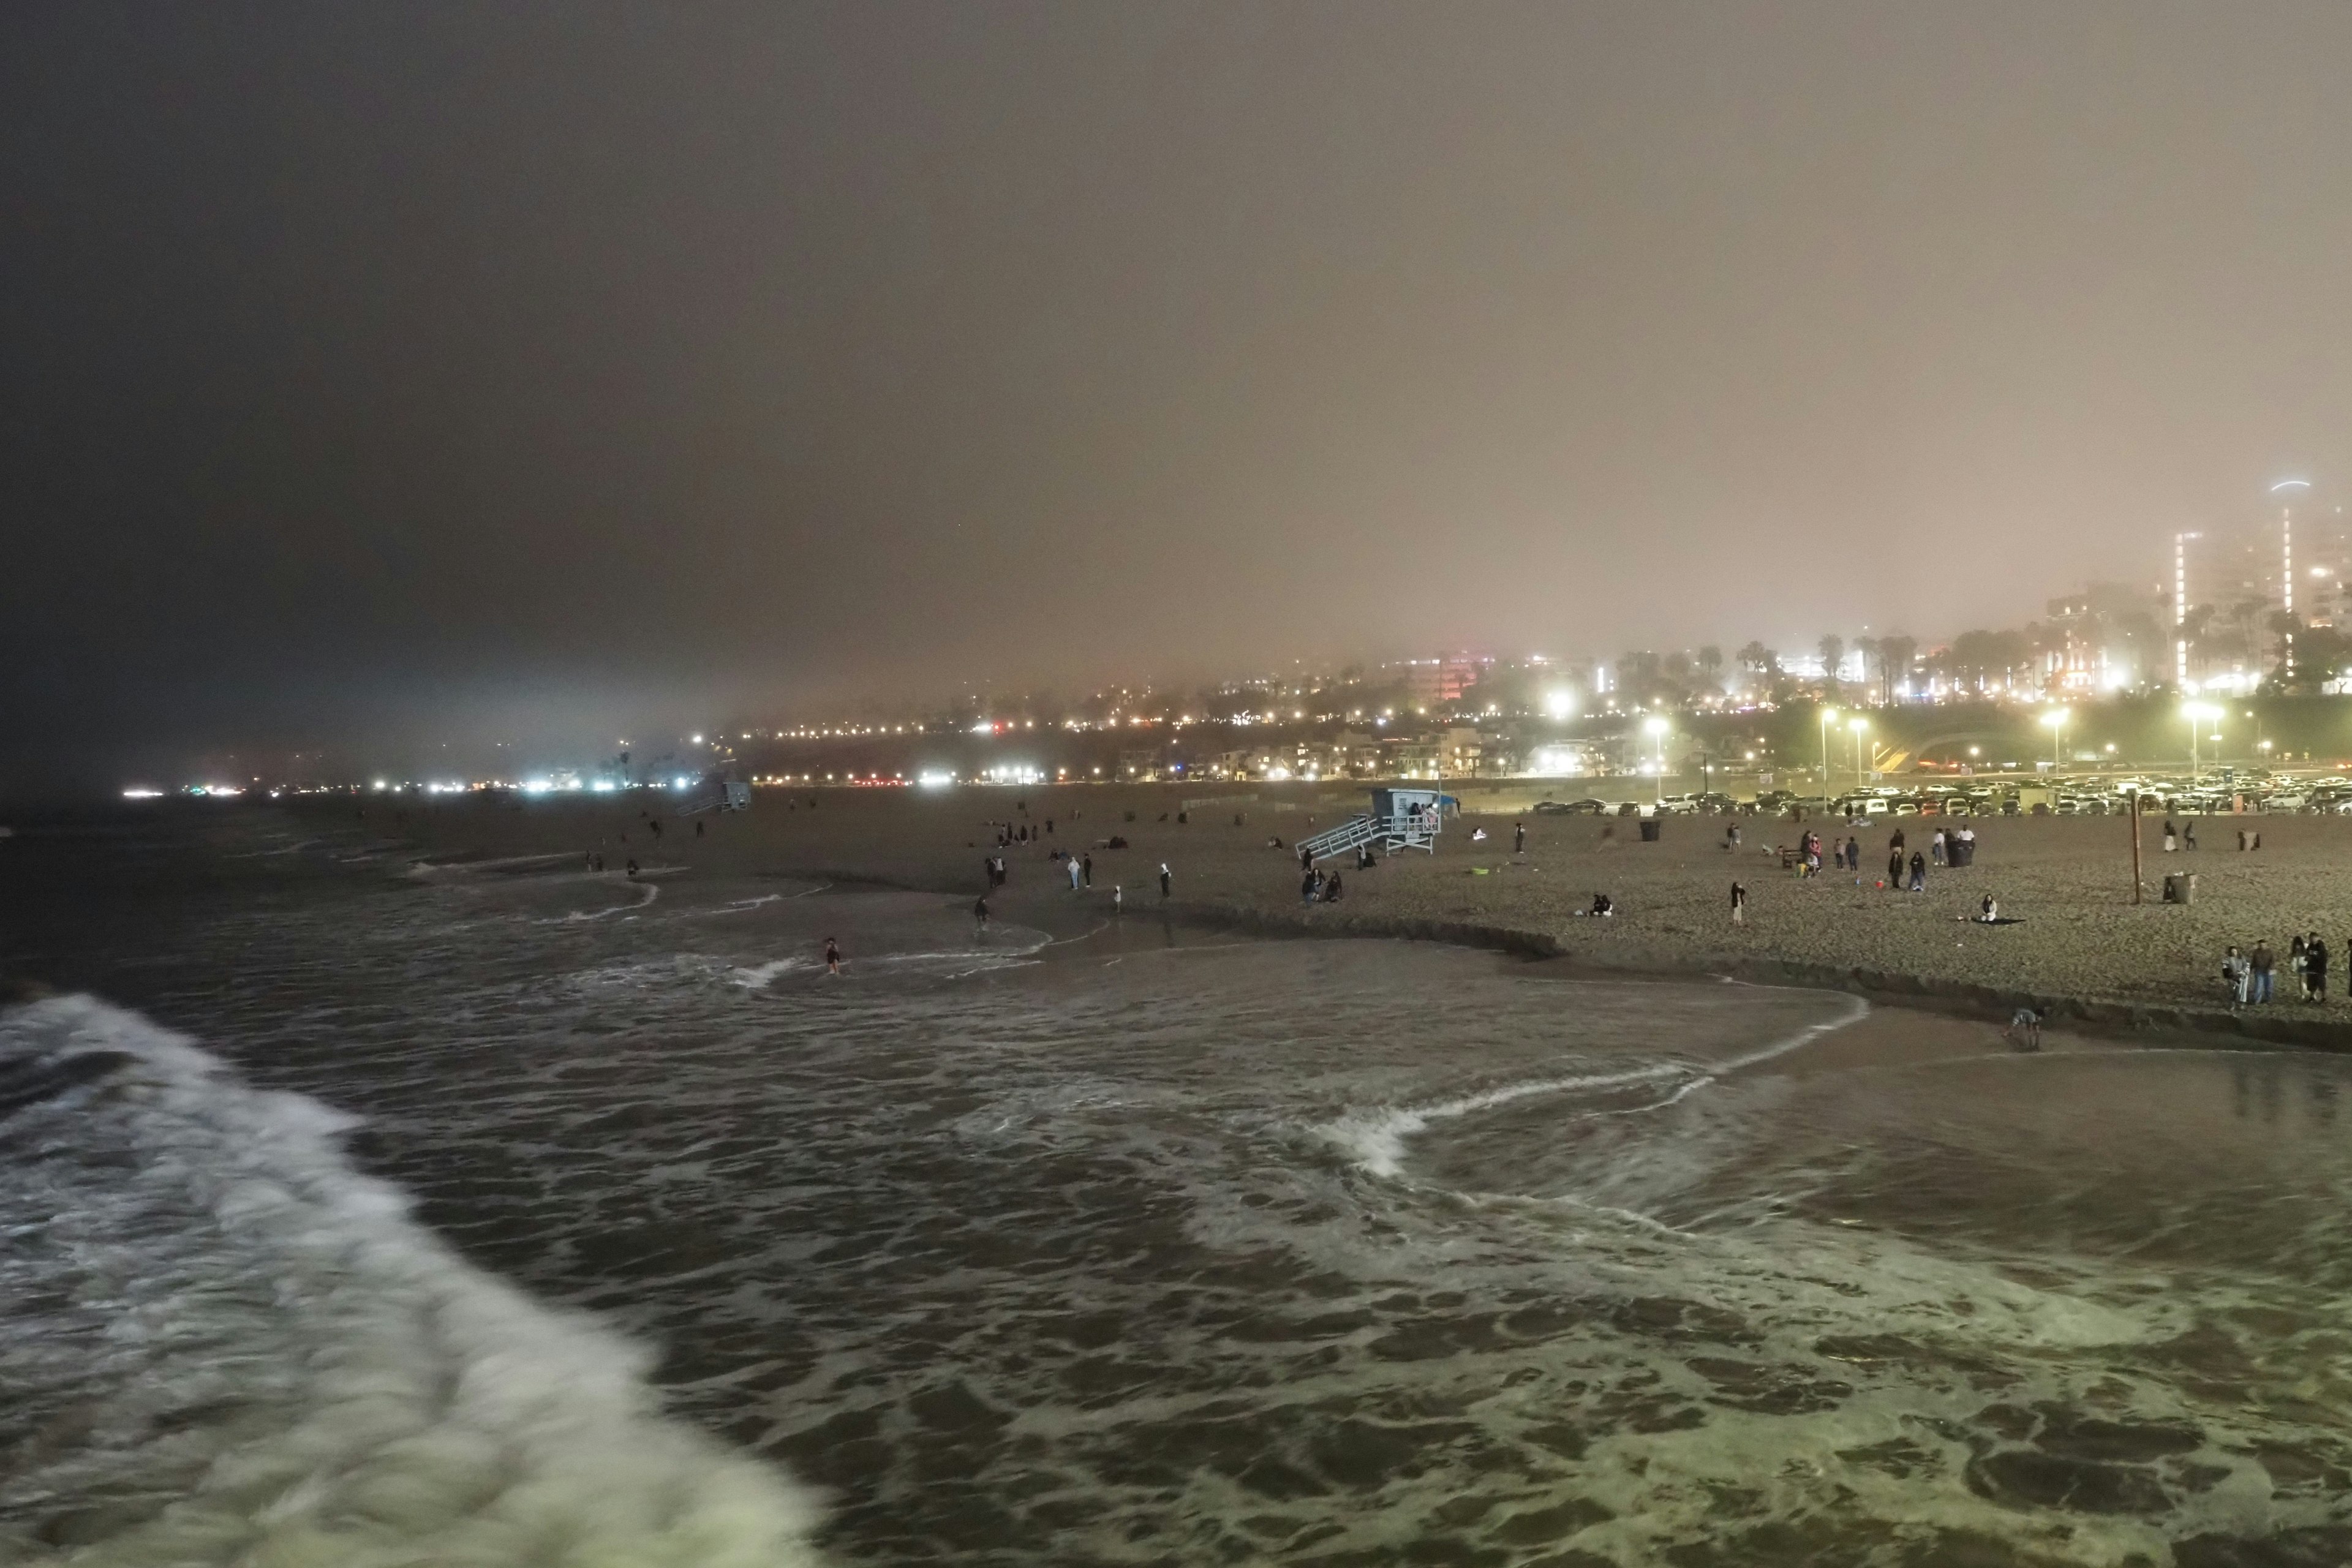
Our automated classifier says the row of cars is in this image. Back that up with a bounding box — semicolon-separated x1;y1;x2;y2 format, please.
1531;777;2352;819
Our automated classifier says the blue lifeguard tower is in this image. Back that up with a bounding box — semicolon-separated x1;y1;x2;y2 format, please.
1298;787;1448;862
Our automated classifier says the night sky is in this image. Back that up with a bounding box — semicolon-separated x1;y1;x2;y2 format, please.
8;3;2352;787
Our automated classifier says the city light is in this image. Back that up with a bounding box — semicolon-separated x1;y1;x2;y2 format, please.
121;787;164;799
1544;688;1577;720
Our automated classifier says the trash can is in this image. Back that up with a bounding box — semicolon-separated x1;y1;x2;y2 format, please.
1639;818;1662;843
2163;872;2196;905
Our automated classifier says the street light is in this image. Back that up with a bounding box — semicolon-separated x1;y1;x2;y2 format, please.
1545;688;1577;720
1819;705;1838;801
1847;715;1870;785
2182;701;2222;782
2040;707;2068;773
1643;715;1670;804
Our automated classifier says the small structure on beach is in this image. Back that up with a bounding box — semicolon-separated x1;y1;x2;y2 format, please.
676;774;753;815
1299;787;1448;862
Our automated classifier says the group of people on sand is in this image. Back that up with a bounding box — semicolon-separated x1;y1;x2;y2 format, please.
1299;866;1344;904
2222;935;2336;1008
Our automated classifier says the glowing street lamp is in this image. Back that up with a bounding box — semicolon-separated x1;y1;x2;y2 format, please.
1819;706;1839;799
1643;715;1670;804
1847;714;1870;783
1545;688;1577;721
2182;701;2222;782
2040;707;2068;773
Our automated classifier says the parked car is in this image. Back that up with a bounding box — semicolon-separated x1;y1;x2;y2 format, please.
1532;798;1608;815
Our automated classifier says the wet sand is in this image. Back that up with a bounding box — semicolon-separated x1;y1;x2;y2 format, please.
315;783;2352;1046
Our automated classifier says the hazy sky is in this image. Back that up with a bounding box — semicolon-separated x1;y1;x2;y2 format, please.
8;2;2352;782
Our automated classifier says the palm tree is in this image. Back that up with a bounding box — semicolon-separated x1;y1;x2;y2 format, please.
1817;633;1845;688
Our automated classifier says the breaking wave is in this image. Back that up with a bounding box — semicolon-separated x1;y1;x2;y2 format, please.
0;995;824;1567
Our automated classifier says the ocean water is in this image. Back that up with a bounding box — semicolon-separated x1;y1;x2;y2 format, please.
5;812;2352;1566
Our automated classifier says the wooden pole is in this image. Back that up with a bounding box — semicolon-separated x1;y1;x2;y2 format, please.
2128;789;2143;905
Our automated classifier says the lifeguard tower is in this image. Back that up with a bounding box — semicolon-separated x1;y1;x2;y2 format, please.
1298;786;1447;862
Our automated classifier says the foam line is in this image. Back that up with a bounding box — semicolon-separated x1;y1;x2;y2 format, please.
1322;995;1867;1177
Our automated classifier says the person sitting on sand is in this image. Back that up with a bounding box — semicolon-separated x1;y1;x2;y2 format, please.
1908;851;1926;893
1470;827;1488;842
1325;871;1343;903
1978;894;1999;922
1589;892;1614;918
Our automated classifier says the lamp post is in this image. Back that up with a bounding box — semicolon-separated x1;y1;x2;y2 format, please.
1643;715;1670;805
1819;706;1838;804
2040;707;2068;774
1847;715;1869;790
2182;701;2221;783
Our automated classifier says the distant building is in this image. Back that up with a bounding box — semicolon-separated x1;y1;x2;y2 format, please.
2171;483;2352;687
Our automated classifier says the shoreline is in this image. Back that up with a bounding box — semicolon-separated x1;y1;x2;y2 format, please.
268;788;2352;1055
701;858;2343;1055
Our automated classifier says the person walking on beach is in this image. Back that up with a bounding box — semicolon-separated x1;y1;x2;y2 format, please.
2252;940;2275;1005
1908;851;1927;892
1068;857;1084;891
2223;944;2250;1009
1844;836;1860;873
974;897;990;933
2184;821;2199;851
1731;881;1747;925
824;938;843;976
2163;820;2178;853
1931;829;1947;867
1724;823;1741;851
2310;935;2329;1003
1159;863;1172;899
1514;821;1526;854
1082;853;1093;887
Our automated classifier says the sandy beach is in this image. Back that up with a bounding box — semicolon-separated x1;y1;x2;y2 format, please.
303;781;2352;1047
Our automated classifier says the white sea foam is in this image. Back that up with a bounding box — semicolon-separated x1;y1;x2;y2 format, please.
543;881;663;923
0;996;825;1568
1321;992;1868;1177
731;929;1053;988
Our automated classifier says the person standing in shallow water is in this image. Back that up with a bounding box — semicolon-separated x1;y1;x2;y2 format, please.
973;897;989;933
824;938;842;975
